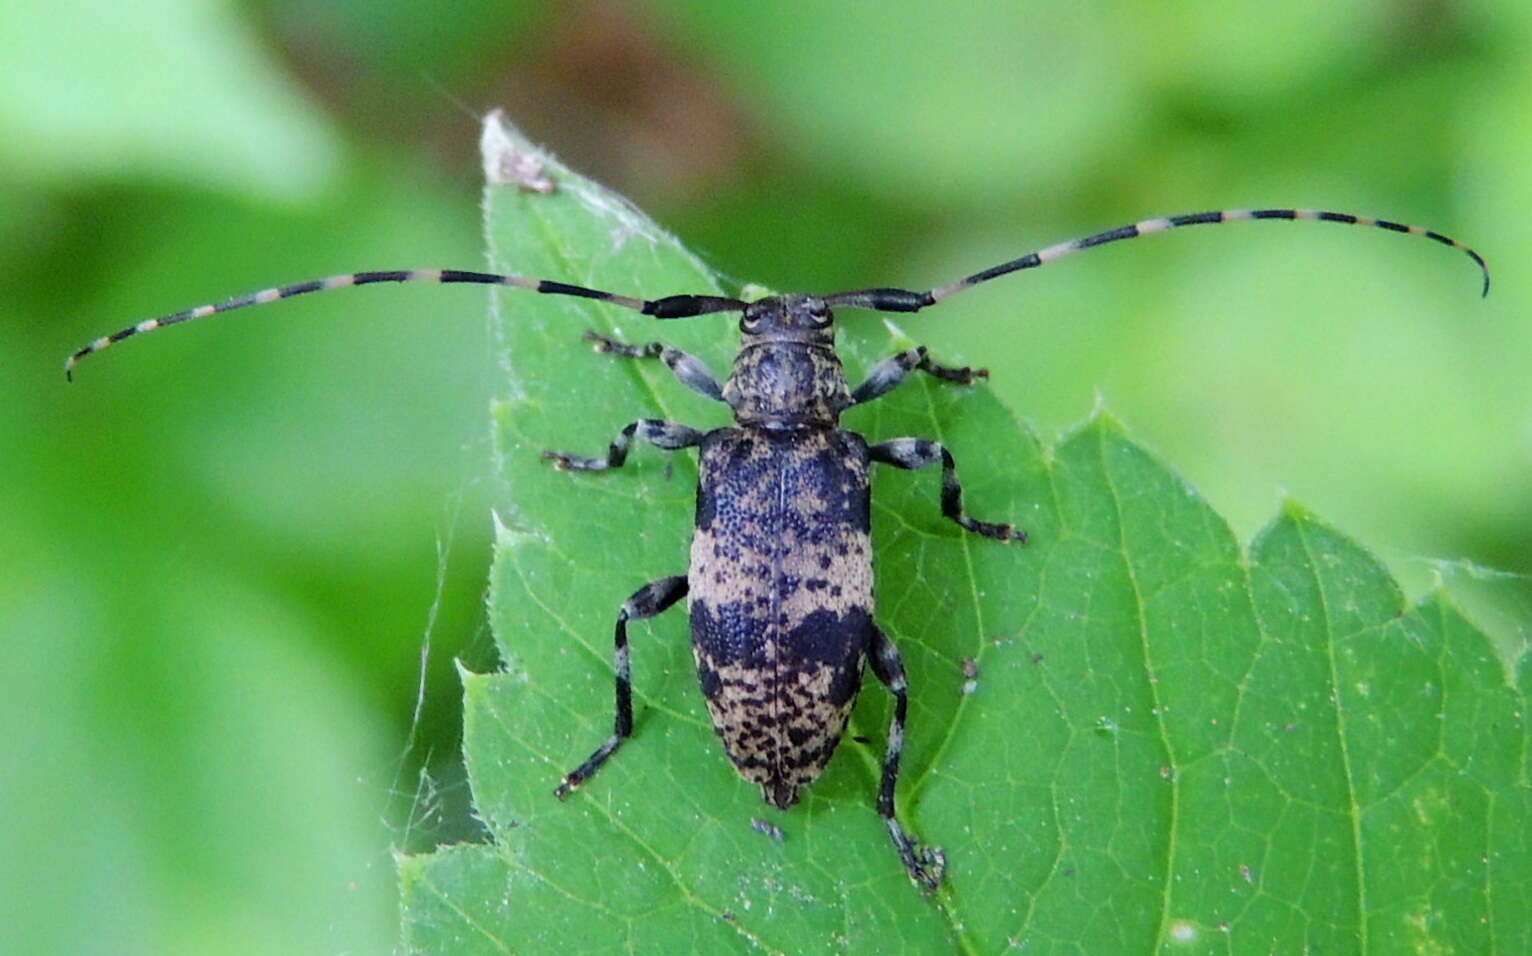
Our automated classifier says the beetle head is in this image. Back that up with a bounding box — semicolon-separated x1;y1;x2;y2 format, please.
739;295;835;346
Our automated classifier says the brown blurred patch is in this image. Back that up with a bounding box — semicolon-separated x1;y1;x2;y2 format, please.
266;0;754;207
483;0;755;205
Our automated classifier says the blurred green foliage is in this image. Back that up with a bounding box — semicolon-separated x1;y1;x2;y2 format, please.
4;0;1527;951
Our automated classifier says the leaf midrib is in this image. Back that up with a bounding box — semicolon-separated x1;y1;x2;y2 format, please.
1295;519;1370;949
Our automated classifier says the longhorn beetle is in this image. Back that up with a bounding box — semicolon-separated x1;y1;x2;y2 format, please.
67;205;1488;889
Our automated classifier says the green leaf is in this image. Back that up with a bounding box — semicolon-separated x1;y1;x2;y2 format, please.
399;115;1529;953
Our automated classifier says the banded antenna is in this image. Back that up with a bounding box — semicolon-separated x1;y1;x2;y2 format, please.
66;208;1486;379
822;208;1488;313
65;270;745;379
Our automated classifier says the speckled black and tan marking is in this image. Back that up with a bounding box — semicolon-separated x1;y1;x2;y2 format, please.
689;425;873;808
68;199;1486;891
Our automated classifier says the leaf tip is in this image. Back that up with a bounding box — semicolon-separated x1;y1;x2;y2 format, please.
452;657;482;684
480;109;556;193
879;316;916;347
492;514;544;552
1083;396;1124;435
1276;496;1317;525
1091;386;1111;409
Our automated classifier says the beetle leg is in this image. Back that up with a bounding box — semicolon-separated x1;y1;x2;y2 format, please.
849;346;987;407
542;419;705;471
869;625;945;890
869;438;1026;542
582;330;726;403
556;575;690;799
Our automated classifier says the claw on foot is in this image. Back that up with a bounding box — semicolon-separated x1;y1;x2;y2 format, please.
583;330;617;352
906;842;946;891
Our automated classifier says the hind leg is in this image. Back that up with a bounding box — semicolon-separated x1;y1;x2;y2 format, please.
555;575;689;797
869;625;945;889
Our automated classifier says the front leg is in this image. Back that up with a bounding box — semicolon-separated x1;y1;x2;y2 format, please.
543;419;705;472
870;438;1026;542
584;331;725;403
850;345;987;407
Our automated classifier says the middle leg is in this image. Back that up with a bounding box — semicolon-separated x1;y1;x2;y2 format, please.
869;438;1026;542
542;419;705;472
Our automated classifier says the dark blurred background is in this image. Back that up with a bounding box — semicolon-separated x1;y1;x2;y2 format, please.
4;0;1526;950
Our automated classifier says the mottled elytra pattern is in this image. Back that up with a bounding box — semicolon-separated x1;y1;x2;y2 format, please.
66;202;1487;892
690;426;874;809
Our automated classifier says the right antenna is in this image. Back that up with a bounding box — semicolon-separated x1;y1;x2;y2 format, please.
822;208;1489;315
